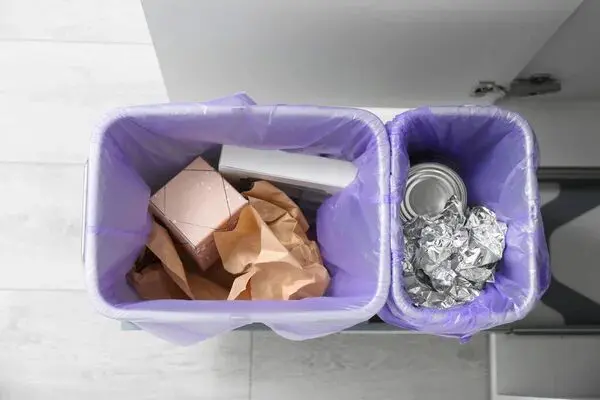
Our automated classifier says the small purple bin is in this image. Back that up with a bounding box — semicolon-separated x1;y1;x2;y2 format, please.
379;106;550;338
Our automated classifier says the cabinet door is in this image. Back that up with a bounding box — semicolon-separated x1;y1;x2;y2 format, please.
143;0;581;107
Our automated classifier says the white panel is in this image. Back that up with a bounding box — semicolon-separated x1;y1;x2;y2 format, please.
520;0;600;100
499;98;600;167
0;291;251;400
143;0;581;106
492;334;600;399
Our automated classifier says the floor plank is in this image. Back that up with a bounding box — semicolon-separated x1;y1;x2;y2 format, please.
0;0;152;43
0;163;85;290
0;41;167;164
251;332;488;400
0;291;251;400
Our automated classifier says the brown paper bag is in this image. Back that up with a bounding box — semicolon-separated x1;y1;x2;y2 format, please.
128;221;229;301
244;180;309;232
214;181;330;300
127;263;190;300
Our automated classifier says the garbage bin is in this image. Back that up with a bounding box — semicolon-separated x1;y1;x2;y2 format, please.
379;106;550;338
82;94;391;345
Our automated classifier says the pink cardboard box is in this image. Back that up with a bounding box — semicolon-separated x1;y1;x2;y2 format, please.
150;157;247;270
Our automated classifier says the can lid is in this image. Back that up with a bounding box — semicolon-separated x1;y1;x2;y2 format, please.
400;163;467;221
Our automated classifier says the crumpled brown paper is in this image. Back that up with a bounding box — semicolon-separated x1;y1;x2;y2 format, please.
127;221;230;301
128;181;329;302
214;181;330;300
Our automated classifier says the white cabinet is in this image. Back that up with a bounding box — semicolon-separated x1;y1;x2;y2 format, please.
143;0;581;106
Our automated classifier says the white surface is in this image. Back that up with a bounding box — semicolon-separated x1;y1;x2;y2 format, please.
0;0;152;43
219;146;357;194
0;290;489;400
0;291;252;400
520;0;600;100
0;164;85;290
142;0;580;107
0;40;166;164
0;1;493;399
491;334;600;399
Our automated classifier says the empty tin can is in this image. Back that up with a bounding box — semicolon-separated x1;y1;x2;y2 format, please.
400;162;467;222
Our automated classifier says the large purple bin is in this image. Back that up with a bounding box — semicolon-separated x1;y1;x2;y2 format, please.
83;94;391;345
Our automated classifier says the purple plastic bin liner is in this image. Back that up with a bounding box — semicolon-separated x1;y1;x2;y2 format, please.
379;106;550;338
83;94;391;345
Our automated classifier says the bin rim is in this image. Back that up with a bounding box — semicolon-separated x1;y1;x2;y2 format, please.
83;102;392;325
383;105;543;333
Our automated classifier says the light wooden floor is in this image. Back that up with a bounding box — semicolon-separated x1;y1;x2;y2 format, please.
0;1;489;399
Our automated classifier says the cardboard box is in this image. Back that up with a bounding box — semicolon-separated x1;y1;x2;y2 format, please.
150;156;247;270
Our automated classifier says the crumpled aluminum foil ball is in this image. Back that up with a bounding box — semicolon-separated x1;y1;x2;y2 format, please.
403;196;507;309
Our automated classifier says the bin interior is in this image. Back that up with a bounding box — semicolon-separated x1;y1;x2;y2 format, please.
86;105;389;316
389;107;547;331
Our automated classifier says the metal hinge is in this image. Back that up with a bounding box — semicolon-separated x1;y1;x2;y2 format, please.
471;74;561;98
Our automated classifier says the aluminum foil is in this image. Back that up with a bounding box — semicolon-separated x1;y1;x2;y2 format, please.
403;196;507;309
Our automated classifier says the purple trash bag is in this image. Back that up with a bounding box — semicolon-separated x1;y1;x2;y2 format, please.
379;106;550;338
83;94;391;345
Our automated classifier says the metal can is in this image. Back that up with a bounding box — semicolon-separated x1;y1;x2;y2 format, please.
400;162;467;221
